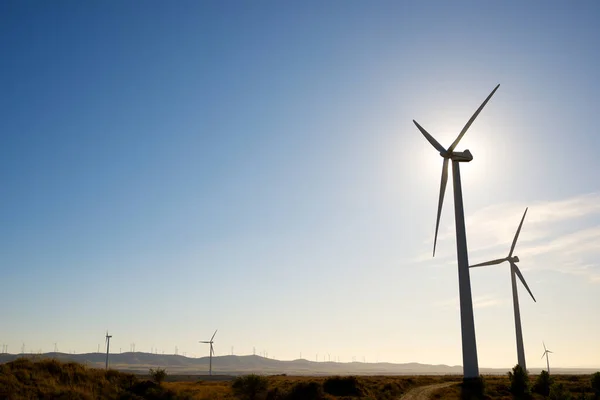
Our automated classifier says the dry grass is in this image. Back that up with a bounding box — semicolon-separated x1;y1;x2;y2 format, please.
429;374;597;399
165;374;462;399
1;358;597;400
164;381;236;400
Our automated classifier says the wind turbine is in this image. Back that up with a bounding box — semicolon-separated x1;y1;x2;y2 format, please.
199;329;217;375
541;342;553;374
105;331;112;370
470;208;536;370
414;84;500;378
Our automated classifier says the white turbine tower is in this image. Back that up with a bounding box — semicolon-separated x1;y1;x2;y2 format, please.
105;331;112;370
414;84;500;378
199;329;217;375
541;342;553;374
470;208;536;370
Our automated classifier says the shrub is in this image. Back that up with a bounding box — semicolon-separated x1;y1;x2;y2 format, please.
549;382;572;400
592;372;600;398
533;370;553;396
149;367;167;385
283;381;323;400
508;364;530;397
323;376;363;396
232;374;269;400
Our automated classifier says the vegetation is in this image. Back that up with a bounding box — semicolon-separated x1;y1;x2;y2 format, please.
284;381;324;400
592;372;600;399
549;382;572;400
323;376;364;396
460;376;486;400
150;367;168;385
0;357;177;399
231;375;269;400
508;364;530;398
1;358;598;400
429;373;600;400
533;370;552;396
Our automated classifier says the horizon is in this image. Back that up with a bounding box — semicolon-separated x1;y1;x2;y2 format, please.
1;1;599;371
1;352;598;373
1;349;597;370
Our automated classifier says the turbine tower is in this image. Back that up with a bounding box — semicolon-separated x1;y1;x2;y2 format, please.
470;208;536;370
105;331;112;370
414;84;500;378
199;329;217;375
541;342;553;374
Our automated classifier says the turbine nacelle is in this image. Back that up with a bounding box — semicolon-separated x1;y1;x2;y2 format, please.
442;149;473;162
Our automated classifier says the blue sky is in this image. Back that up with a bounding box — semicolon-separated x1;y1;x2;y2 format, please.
1;1;599;368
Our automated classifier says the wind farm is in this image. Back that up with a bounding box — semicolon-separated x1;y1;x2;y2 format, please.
2;1;600;399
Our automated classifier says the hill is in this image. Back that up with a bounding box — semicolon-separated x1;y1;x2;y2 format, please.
0;357;177;399
0;353;596;376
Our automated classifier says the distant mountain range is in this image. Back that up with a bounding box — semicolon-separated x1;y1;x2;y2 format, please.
0;353;596;376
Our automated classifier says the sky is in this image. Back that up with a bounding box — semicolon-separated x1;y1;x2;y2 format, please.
1;1;599;370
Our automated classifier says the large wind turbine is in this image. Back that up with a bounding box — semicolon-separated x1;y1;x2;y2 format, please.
541;342;553;374
105;331;112;370
199;329;217;375
470;208;536;370
414;84;500;378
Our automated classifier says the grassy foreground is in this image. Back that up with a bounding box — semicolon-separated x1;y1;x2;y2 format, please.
0;357;598;399
432;374;599;399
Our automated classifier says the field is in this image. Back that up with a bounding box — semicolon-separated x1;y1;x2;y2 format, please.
0;357;598;399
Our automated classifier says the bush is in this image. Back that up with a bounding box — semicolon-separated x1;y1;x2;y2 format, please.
323;376;363;396
592;372;600;398
533;370;553;396
508;364;530;397
149;367;167;385
283;381;323;400
549;382;572;400
232;374;269;400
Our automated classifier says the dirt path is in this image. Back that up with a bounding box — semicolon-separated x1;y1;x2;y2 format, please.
398;381;457;400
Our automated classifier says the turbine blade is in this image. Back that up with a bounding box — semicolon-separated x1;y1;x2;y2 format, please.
543;341;547;352
547;350;553;354
433;158;449;257
470;258;507;268
200;341;210;343
541;352;546;359
211;329;218;341
448;84;500;152
509;208;528;257
413;120;446;154
512;263;536;302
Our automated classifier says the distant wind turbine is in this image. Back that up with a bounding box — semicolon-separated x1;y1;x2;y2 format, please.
470;208;536;370
199;329;217;375
105;331;112;370
415;84;500;378
541;342;553;374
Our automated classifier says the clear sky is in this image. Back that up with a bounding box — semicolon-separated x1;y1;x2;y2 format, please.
1;1;599;369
